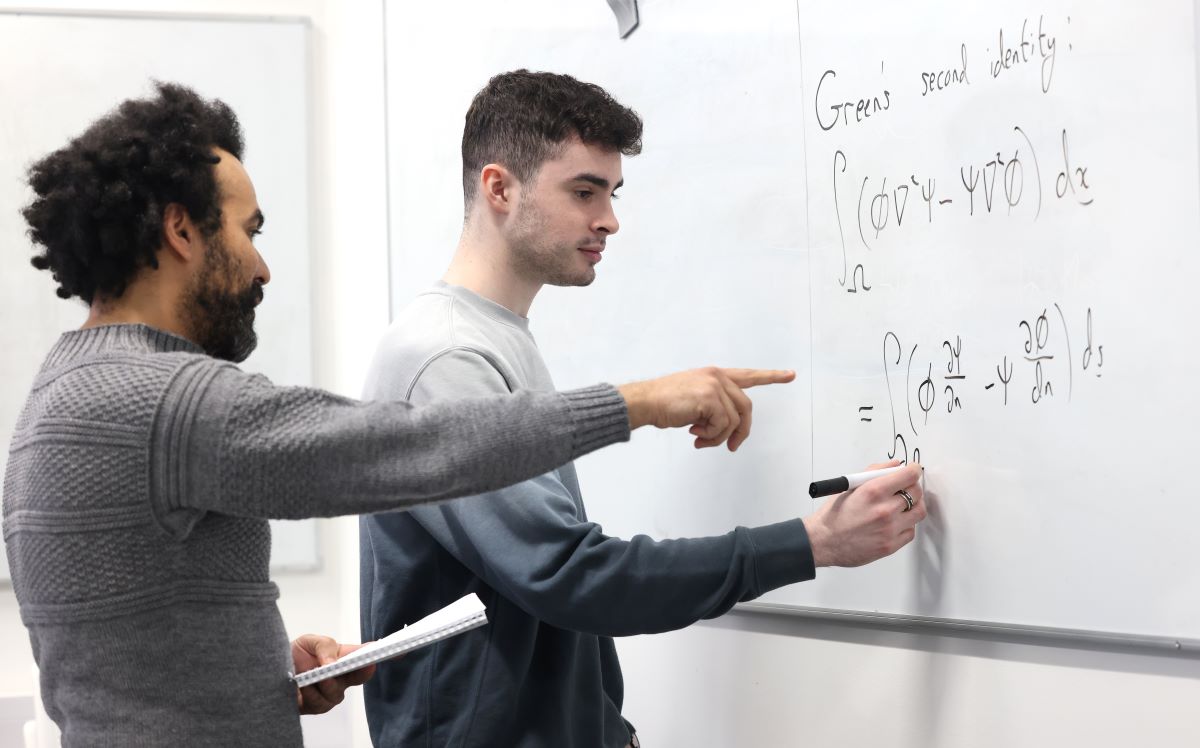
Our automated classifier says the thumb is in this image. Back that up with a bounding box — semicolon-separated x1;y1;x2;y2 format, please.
858;463;923;496
314;638;342;666
296;634;343;666
337;642;367;659
864;458;903;471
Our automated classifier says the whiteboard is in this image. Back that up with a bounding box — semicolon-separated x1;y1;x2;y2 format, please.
0;11;319;577
782;1;1200;645
385;0;1200;646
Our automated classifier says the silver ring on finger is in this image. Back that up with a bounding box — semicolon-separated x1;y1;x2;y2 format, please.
896;488;914;513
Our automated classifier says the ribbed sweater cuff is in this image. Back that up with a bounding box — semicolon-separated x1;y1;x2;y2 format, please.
559;384;630;458
747;518;816;594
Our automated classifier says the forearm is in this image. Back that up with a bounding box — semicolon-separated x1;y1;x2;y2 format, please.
536;520;815;635
422;488;815;636
153;363;630;519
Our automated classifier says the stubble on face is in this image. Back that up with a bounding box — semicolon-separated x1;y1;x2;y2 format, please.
507;184;597;288
183;232;263;363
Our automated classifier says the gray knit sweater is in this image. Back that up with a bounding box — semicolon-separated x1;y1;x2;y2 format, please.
1;324;629;747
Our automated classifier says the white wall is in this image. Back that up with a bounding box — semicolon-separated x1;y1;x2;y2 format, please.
2;2;1199;748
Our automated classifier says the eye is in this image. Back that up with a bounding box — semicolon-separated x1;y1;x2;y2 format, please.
575;190;593;200
611;191;621;201
249;228;264;239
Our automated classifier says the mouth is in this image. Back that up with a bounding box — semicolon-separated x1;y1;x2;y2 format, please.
578;245;604;264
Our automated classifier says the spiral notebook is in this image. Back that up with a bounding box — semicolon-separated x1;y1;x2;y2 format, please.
292;593;487;687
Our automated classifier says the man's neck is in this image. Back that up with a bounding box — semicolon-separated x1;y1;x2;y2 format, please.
443;231;541;318
82;284;193;343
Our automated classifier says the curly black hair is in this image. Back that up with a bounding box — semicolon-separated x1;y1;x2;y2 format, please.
22;81;244;303
461;70;643;207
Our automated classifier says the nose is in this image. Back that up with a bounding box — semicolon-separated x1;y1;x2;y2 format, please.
594;199;620;236
255;249;271;285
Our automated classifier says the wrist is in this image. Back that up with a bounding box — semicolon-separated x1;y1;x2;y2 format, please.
617;381;652;429
802;516;831;567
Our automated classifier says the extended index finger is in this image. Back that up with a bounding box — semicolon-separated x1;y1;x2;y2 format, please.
721;368;796;389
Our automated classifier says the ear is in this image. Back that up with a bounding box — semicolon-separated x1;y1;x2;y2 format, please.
161;203;201;263
479;163;517;215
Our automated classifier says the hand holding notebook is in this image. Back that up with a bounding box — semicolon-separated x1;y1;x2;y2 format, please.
292;593;488;687
292;635;375;714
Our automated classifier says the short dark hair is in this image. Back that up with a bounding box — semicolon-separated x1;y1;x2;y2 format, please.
461;69;643;207
22;81;244;303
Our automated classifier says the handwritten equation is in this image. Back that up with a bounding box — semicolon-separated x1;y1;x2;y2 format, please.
809;11;1117;464
860;304;1106;464
831;124;1093;293
813;13;1088;294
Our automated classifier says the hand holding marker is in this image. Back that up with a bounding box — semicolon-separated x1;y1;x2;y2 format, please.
802;461;927;567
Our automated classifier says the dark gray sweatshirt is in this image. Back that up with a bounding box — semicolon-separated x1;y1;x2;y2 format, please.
359;284;815;748
1;323;629;747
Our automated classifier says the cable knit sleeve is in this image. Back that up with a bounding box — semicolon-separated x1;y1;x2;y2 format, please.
149;359;629;521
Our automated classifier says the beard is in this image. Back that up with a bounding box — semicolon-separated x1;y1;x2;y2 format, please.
508;196;596;288
183;234;262;363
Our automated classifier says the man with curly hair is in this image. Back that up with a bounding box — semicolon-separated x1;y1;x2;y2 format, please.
3;81;794;746
359;70;927;748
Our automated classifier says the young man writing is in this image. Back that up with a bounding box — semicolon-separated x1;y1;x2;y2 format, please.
360;70;927;747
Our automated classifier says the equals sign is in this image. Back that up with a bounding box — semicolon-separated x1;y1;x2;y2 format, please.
858;406;874;422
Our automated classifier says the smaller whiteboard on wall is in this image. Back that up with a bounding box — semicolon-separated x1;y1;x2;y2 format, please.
0;11;319;578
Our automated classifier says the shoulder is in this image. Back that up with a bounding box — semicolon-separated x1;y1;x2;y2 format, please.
33;348;223;417
363;290;519;401
378;290;513;365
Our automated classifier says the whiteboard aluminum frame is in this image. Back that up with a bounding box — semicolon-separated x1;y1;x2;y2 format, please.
738;602;1200;655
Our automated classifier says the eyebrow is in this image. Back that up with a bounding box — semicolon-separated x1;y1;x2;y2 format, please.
571;173;624;192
